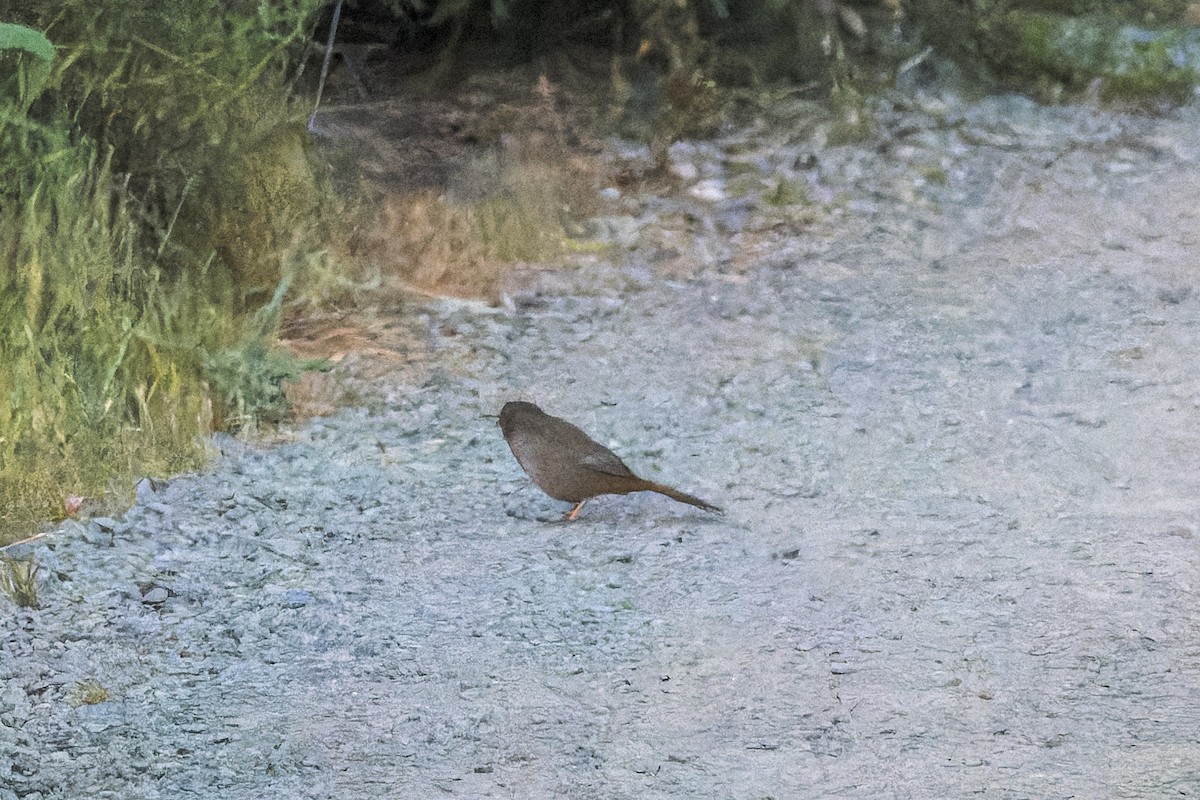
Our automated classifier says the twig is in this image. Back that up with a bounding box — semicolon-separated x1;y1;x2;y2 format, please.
308;0;344;133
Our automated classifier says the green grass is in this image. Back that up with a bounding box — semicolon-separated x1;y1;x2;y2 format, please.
0;2;330;542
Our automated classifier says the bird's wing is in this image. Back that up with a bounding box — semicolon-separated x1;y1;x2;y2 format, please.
580;448;637;478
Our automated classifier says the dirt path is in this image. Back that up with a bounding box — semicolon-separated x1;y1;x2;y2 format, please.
3;93;1199;798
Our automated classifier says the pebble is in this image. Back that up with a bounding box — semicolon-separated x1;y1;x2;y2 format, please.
140;587;169;605
279;589;312;608
689;178;726;202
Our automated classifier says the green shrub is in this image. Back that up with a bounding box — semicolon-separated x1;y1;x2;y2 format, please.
0;1;329;539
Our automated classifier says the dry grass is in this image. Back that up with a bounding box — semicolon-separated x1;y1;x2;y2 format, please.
67;679;109;707
1;557;40;609
341;75;609;301
358;149;605;299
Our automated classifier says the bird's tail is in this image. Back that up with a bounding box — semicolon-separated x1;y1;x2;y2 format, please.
646;481;722;514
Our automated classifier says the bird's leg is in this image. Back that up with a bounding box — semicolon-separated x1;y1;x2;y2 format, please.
565;499;589;521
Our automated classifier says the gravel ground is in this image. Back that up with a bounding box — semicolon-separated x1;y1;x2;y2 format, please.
4;92;1200;799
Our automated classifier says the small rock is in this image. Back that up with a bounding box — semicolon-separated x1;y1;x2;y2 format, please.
223;505;250;521
670;161;700;182
280;589;312;608
135;477;161;503
588;216;642;249
90;517;126;534
690;179;726;202
141;587;169;605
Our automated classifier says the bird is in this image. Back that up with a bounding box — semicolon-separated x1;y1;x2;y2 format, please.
498;400;722;521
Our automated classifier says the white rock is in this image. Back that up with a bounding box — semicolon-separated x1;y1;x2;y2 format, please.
689;178;727;202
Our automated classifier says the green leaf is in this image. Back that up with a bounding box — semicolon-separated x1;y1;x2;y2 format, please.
0;22;55;63
0;22;55;109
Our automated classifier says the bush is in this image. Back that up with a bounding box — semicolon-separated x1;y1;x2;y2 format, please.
0;2;328;539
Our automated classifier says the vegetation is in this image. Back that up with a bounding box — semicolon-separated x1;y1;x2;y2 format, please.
905;0;1198;101
67;678;109;707
0;1;328;540
977;9;1196;102
0;556;39;608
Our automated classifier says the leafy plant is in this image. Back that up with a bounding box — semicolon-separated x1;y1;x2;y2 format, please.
201;279;329;431
0;22;55;110
0;1;332;541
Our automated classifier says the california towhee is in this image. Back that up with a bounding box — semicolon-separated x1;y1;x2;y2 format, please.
499;401;722;520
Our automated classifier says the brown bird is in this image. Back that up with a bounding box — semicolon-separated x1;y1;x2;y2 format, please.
498;401;722;521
